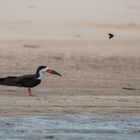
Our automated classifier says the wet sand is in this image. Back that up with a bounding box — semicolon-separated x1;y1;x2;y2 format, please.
0;0;140;115
0;96;140;115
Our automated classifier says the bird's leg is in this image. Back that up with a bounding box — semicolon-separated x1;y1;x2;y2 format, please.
27;88;33;96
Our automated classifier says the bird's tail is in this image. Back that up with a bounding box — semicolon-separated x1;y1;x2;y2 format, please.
0;78;5;85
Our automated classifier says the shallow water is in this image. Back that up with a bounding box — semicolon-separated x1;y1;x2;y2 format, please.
0;115;140;140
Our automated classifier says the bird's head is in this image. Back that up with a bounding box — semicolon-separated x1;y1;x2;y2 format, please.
36;66;62;79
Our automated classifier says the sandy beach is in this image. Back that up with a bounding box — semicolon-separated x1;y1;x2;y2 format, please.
0;0;140;115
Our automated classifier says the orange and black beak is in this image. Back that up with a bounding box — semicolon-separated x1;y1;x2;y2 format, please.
46;67;62;76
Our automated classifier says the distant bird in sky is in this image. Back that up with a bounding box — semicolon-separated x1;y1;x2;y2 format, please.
108;33;114;39
0;66;62;96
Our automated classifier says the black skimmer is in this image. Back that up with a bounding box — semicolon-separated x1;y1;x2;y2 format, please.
108;33;114;39
0;66;62;96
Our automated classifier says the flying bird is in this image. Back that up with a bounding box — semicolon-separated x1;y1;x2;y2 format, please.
0;66;62;96
108;33;114;39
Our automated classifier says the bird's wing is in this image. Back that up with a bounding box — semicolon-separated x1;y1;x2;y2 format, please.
0;76;21;86
0;74;40;87
17;74;40;87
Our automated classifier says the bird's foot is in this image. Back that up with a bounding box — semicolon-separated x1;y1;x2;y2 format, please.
28;93;33;96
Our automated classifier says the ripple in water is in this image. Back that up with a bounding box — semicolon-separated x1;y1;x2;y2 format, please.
0;115;140;140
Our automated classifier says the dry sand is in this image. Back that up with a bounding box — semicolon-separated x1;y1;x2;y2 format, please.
0;0;140;115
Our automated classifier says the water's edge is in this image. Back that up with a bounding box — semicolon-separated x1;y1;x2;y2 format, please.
0;115;140;140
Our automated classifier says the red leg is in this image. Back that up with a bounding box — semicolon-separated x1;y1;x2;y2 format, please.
27;88;33;96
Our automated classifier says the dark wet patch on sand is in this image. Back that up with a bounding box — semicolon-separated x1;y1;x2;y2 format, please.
23;44;40;49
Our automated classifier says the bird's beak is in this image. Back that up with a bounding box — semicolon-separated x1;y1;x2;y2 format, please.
46;67;62;76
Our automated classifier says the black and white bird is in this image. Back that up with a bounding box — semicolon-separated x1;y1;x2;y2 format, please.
0;66;62;96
